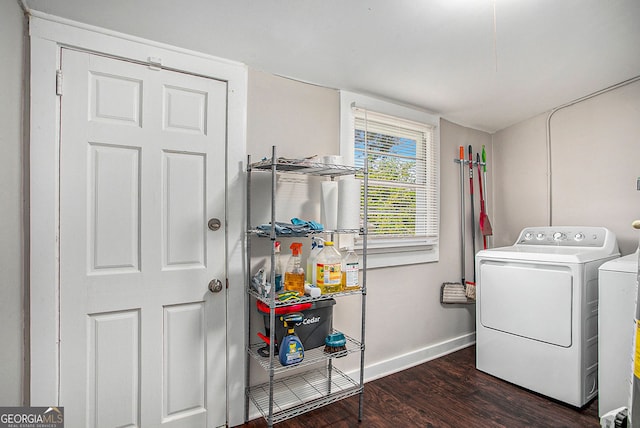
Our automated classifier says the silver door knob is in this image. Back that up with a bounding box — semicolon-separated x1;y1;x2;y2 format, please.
208;218;221;231
208;279;223;293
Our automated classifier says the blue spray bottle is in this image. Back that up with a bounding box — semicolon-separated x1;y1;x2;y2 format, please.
279;312;304;366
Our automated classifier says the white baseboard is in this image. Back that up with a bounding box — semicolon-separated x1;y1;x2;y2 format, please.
356;332;476;383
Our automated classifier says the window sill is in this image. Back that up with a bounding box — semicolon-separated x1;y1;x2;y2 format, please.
356;244;439;269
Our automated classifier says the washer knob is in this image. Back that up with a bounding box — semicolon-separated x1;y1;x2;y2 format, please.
574;233;585;241
536;232;545;240
524;232;533;240
553;232;565;241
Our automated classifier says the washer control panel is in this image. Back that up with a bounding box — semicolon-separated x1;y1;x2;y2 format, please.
517;227;607;247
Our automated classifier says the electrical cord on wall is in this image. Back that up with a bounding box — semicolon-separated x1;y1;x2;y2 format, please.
545;74;640;226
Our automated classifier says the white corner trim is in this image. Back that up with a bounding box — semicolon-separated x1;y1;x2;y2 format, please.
28;10;244;68
29;35;62;407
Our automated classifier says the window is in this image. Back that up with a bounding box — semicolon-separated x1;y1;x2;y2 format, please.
340;91;440;267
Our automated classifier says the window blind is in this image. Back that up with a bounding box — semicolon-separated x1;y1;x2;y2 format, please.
353;108;439;245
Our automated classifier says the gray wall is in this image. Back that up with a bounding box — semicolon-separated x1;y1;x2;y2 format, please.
246;70;481;384
493;80;640;254
0;0;25;406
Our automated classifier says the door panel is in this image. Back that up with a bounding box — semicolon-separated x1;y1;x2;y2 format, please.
163;303;206;419
90;71;142;126
163;151;206;268
89;143;141;273
88;310;141;428
60;49;227;427
163;85;208;134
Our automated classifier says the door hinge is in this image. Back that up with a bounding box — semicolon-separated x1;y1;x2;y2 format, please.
55;69;63;96
226;278;229;289
147;56;162;71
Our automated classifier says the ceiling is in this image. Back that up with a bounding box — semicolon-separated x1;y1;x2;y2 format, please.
24;0;640;133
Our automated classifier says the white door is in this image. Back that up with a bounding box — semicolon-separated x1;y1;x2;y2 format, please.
59;49;228;427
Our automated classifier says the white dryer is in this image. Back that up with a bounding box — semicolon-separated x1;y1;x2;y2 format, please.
476;226;619;407
598;250;639;417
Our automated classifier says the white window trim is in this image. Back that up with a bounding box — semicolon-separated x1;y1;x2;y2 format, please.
339;91;440;268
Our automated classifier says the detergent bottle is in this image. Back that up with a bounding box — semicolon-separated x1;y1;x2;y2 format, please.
284;242;305;296
315;241;342;294
279;312;304;366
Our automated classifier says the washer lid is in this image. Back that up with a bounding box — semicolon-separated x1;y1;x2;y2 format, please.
599;250;639;273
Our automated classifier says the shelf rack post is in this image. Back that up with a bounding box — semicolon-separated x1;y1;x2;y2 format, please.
267;145;277;427
358;153;368;421
244;155;252;423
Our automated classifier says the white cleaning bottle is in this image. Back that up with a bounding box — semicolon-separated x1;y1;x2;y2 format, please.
306;237;324;285
341;246;360;291
274;241;283;292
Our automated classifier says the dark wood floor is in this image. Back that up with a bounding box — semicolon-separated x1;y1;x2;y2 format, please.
239;345;599;427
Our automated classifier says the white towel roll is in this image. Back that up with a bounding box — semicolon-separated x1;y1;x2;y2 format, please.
320;181;338;230
337;177;361;231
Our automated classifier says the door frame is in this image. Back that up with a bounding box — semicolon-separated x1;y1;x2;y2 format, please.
28;13;247;426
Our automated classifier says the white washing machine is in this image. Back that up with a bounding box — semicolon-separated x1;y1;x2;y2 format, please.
476;226;619;407
598;250;639;417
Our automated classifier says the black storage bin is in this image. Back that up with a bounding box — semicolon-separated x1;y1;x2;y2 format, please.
262;299;335;350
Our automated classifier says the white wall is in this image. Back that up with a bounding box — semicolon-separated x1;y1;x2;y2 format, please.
0;0;25;406
245;70;341;388
493;80;640;254
246;71;482;389
491;114;549;247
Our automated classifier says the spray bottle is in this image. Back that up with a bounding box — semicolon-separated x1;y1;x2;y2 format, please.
284;242;305;296
306;237;325;285
279;312;304;366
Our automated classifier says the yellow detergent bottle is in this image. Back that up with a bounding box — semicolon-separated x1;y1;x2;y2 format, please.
284;242;305;296
315;241;343;294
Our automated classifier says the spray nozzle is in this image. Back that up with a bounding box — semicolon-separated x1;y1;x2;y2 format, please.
310;237;325;250
290;242;303;256
281;312;303;325
281;312;303;332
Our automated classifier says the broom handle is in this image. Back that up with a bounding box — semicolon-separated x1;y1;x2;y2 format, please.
468;145;476;283
459;146;465;285
482;145;489;248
